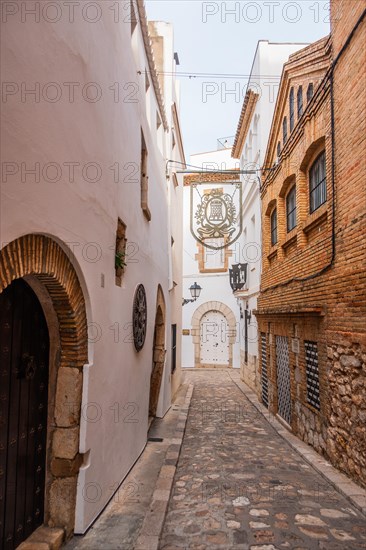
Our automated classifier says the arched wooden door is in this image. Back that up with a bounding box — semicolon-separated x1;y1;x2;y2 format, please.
0;279;49;549
149;305;165;418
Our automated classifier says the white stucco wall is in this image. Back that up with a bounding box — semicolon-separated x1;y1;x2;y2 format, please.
1;6;183;533
182;149;241;369
149;20;185;412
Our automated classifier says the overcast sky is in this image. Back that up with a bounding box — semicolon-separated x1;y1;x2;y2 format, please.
145;1;330;159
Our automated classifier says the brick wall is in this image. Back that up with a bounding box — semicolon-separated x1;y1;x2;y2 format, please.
257;4;366;487
326;0;366;485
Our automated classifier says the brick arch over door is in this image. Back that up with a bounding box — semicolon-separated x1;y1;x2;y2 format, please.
0;234;88;539
191;301;237;368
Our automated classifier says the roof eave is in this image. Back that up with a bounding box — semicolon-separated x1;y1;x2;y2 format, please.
232;90;259;159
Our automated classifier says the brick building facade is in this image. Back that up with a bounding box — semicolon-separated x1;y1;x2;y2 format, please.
256;1;366;487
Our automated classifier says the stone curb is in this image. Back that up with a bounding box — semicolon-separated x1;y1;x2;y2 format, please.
134;383;194;550
229;372;366;517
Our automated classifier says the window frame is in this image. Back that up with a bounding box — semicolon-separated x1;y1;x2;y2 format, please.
140;129;151;221
307;82;314;103
283;117;288;145
277;141;281;160
286;185;297;232
270;207;277;246
309;151;326;213
297;86;303;119
289;87;295;132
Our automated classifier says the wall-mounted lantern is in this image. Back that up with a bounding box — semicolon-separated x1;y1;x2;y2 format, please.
182;282;202;306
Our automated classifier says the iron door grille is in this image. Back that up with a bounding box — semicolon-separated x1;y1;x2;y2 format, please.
261;333;269;408
275;336;292;425
305;341;320;410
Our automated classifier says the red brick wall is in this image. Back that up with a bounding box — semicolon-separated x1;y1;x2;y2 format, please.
326;0;366;485
259;40;333;312
331;0;365;57
257;3;366;487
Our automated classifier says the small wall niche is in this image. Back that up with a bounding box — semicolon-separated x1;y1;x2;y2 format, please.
115;218;127;287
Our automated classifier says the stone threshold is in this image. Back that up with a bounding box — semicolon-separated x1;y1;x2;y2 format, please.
134;383;194;550
17;526;64;550
229;371;366;517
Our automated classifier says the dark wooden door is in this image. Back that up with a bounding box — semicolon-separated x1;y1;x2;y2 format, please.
0;279;49;549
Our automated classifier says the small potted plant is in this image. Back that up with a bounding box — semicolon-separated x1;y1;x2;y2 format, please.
115;250;127;278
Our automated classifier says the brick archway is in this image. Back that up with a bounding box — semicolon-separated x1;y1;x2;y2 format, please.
149;285;166;418
191;301;237;368
0;234;88;539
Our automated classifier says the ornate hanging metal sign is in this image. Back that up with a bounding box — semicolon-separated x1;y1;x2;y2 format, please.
190;181;242;250
133;284;147;352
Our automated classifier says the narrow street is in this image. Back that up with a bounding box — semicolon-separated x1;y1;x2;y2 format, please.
1;2;365;549
68;370;366;550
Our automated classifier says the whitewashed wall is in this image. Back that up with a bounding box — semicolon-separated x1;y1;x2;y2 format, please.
149;20;185;413
182;149;242;368
1;5;182;533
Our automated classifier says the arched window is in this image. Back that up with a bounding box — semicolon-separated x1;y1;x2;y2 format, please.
307;83;314;103
277;142;281;159
283;117;288;145
270;208;277;246
289;88;295;132
297;86;303;118
309;151;326;212
286;186;297;232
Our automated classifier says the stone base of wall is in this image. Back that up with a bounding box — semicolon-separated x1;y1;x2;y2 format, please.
295;342;366;488
257;314;366;489
327;341;366;488
295;402;327;455
240;351;260;396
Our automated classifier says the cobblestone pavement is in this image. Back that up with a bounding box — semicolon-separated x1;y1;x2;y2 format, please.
159;370;366;550
64;385;189;550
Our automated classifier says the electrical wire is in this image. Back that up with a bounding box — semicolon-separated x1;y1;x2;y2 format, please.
167;159;259;174
155;71;281;80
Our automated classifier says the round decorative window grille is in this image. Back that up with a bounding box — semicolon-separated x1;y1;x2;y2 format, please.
133;284;147;352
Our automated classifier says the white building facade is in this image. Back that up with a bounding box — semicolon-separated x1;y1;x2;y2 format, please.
231;41;308;392
182;148;241;369
149;20;186;402
1;3;184;546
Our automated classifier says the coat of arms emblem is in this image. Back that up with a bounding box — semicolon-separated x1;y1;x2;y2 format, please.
190;181;242;250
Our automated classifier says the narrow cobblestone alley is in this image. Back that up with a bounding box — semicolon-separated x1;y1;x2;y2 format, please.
159;370;366;550
2;2;366;549
65;370;366;550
